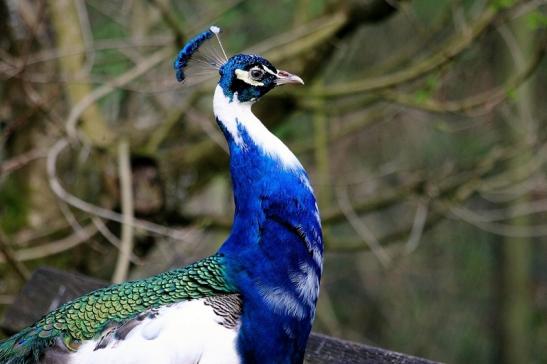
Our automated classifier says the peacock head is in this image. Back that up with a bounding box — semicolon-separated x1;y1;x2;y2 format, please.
218;54;303;102
174;26;303;103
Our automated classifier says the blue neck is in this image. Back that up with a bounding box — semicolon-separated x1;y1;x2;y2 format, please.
214;87;323;364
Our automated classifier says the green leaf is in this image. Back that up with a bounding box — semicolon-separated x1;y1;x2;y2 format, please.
414;89;431;104
491;0;515;10
506;88;517;102
526;10;547;30
0;177;28;234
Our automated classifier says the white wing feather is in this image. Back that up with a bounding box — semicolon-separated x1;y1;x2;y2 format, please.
69;299;241;364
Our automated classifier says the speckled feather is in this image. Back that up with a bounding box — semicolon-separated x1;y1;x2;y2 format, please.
0;255;233;363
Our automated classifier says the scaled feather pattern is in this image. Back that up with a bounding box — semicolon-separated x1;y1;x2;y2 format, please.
0;256;231;363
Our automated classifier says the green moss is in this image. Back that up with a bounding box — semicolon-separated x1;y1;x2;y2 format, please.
412;0;451;25
491;0;515;10
0;177;28;234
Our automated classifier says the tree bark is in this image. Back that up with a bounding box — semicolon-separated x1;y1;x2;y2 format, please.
496;16;535;364
48;0;114;146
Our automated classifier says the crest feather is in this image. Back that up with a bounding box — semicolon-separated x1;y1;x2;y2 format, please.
174;26;224;82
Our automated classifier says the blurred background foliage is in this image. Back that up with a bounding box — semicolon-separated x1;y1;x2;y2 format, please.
0;0;546;363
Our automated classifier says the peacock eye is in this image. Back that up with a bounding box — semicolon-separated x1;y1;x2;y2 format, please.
249;68;265;80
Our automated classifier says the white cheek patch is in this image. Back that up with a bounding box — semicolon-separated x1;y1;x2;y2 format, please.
235;69;264;86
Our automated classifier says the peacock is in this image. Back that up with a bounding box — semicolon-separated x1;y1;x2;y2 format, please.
0;25;323;364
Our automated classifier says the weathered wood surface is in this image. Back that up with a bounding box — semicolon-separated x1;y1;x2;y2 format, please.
1;267;440;364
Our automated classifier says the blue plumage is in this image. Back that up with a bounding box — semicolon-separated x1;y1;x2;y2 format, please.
218;124;322;363
210;49;320;363
1;26;320;364
218;54;279;101
173;26;217;82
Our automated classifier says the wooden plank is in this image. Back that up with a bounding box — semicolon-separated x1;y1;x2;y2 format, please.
1;267;440;364
305;333;438;364
1;267;106;334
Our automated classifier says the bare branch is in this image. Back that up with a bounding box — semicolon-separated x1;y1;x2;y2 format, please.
449;204;547;238
186;107;229;153
145;0;185;42
405;199;429;254
380;33;546;114
65;48;170;142
335;186;391;267
0;231;30;281
49;0;113;146
253;13;348;64
58;202;86;238
323;177;425;225
112;139;135;283
0;148;47;177
47;138;192;241
0;225;97;263
326;144;517;252
144;94;201;154
92;217;141;265
74;0;95;73
310;6;497;97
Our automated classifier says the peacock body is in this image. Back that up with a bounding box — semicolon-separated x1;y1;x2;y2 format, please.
0;26;323;364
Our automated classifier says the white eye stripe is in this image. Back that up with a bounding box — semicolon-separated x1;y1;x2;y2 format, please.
235;69;264;86
262;65;277;75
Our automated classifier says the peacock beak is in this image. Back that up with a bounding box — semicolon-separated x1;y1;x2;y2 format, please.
275;70;304;86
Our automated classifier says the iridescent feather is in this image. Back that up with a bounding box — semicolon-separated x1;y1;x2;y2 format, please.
0;255;233;364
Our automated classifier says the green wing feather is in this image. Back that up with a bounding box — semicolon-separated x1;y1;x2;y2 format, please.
0;254;234;364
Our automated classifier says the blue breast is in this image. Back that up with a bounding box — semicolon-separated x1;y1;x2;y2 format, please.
217;120;323;364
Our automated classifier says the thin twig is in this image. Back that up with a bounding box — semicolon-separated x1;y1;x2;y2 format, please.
0;231;31;281
145;0;185;43
478;140;547;197
251;12;348;63
186;107;229;153
0;225;97;263
58;202;87;238
74;0;95;73
449;204;547;238
310;7;497;97
189;0;244;35
21;36;173;66
65;48;170;142
326;144;518;252
315;286;343;337
335;187;391;267
144;95;199;153
47;138;192;241
12;220;69;248
380;33;546;114
405;199;429;254
92;217;141;264
112;139;135;283
0;148;47;177
323;177;425;225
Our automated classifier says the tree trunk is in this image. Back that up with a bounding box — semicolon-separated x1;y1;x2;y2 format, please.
496;16;535;364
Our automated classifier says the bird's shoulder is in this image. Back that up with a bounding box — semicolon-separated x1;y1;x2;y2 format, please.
37;254;234;342
0;254;237;364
